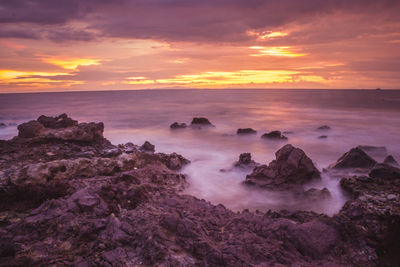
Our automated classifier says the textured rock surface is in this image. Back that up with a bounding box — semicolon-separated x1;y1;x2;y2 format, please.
329;147;377;169
245;144;320;190
190;117;213;126
0;116;399;266
234;153;259;169
261;131;288;140
170;122;187;129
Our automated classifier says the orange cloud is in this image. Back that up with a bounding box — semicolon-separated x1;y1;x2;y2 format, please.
41;57;101;70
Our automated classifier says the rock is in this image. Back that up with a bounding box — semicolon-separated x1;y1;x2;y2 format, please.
261;131;288;140
17;121;45;138
317;125;331;130
158;152;190;170
383;155;398;166
101;148;122;158
329;147;377;169
0;123;6;128
140;141;155;152
237;128;257;135
170;122;187;129
37;113;78;129
245;144;320;190
318;135;328;139
299;188;331;202
369;163;400;180
234;153;259;169
190;117;213;126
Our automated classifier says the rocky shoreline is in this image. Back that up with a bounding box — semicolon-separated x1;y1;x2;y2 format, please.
0;115;399;266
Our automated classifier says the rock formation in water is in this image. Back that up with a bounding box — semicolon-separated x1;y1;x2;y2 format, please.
190;117;214;127
236;128;257;135
261;130;288;140
245;144;320;190
140;141;155;152
383;155;399;166
170;122;187;129
317;125;331;130
329;147;377;169
0;115;399;266
234;153;259;169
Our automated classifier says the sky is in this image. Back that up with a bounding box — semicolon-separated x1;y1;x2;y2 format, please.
0;0;400;93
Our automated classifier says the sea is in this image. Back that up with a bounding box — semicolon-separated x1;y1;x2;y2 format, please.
1;89;400;215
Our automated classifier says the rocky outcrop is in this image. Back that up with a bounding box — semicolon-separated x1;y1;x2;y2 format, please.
234;153;259;169
329;147;377;169
245;144;320;190
261;131;288;140
383;155;399;166
237;128;257;135
17;114;105;143
170;122;187;129
140;141;155;152
369;163;400;180
190;117;214;127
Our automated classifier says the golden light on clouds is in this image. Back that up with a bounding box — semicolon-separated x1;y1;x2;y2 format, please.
124;70;324;87
247;30;289;40
41;57;101;70
249;46;307;57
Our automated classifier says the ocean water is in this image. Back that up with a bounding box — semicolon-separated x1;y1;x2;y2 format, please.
1;89;400;215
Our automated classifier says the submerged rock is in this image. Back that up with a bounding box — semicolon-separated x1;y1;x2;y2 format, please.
237;128;257;135
245;144;320;190
170;122;187;129
234;153;259;169
317;125;331;130
261;131;288;140
329;147;377;169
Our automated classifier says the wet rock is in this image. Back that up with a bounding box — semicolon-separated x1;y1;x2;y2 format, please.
190;117;213;126
369;163;400;180
261;131;288;140
234;153;259;169
170;122;187;129
118;142;138;154
245;144;320;190
158;152;190;170
237;128;257;135
383;155;398;166
140;141;155;152
317;125;331;130
37;113;78;129
329;147;377;169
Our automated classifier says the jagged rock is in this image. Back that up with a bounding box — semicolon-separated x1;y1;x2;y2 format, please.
317;125;331;130
170;122;187;129
369;163;400;180
236;128;257;135
329;147;377;169
140;141;155;152
234;153;259;169
158;152;190;170
18;114;105;143
190;117;213;126
261;131;288;140
245;144;320;190
383;155;398;166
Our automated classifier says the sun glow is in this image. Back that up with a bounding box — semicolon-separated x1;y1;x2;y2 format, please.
249;46;306;57
41;57;101;70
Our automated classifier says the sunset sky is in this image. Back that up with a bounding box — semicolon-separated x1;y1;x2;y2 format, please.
1;0;400;92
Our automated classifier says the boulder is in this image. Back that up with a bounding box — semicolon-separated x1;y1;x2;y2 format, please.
18;121;45;138
245;144;320;190
329;147;377;169
37;113;78;129
317;125;331;130
369;163;400;180
190;117;213;126
140;141;155;152
237;128;257;135
383;155;398;166
261;131;287;140
234;153;259;169
170;122;187;129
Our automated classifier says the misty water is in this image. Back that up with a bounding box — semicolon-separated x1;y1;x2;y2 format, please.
1;89;400;215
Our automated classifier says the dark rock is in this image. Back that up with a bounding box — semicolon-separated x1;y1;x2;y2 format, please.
190;117;213;126
317;125;331;130
245;144;320;190
234;153;259;169
237;128;257;135
369;163;400;180
300;188;331;202
17;121;45;138
140;141;155;152
37;113;78;129
261;131;288;140
318;135;328;139
383;155;398;166
170;122;187;129
0;123;6;128
329;147;377;169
